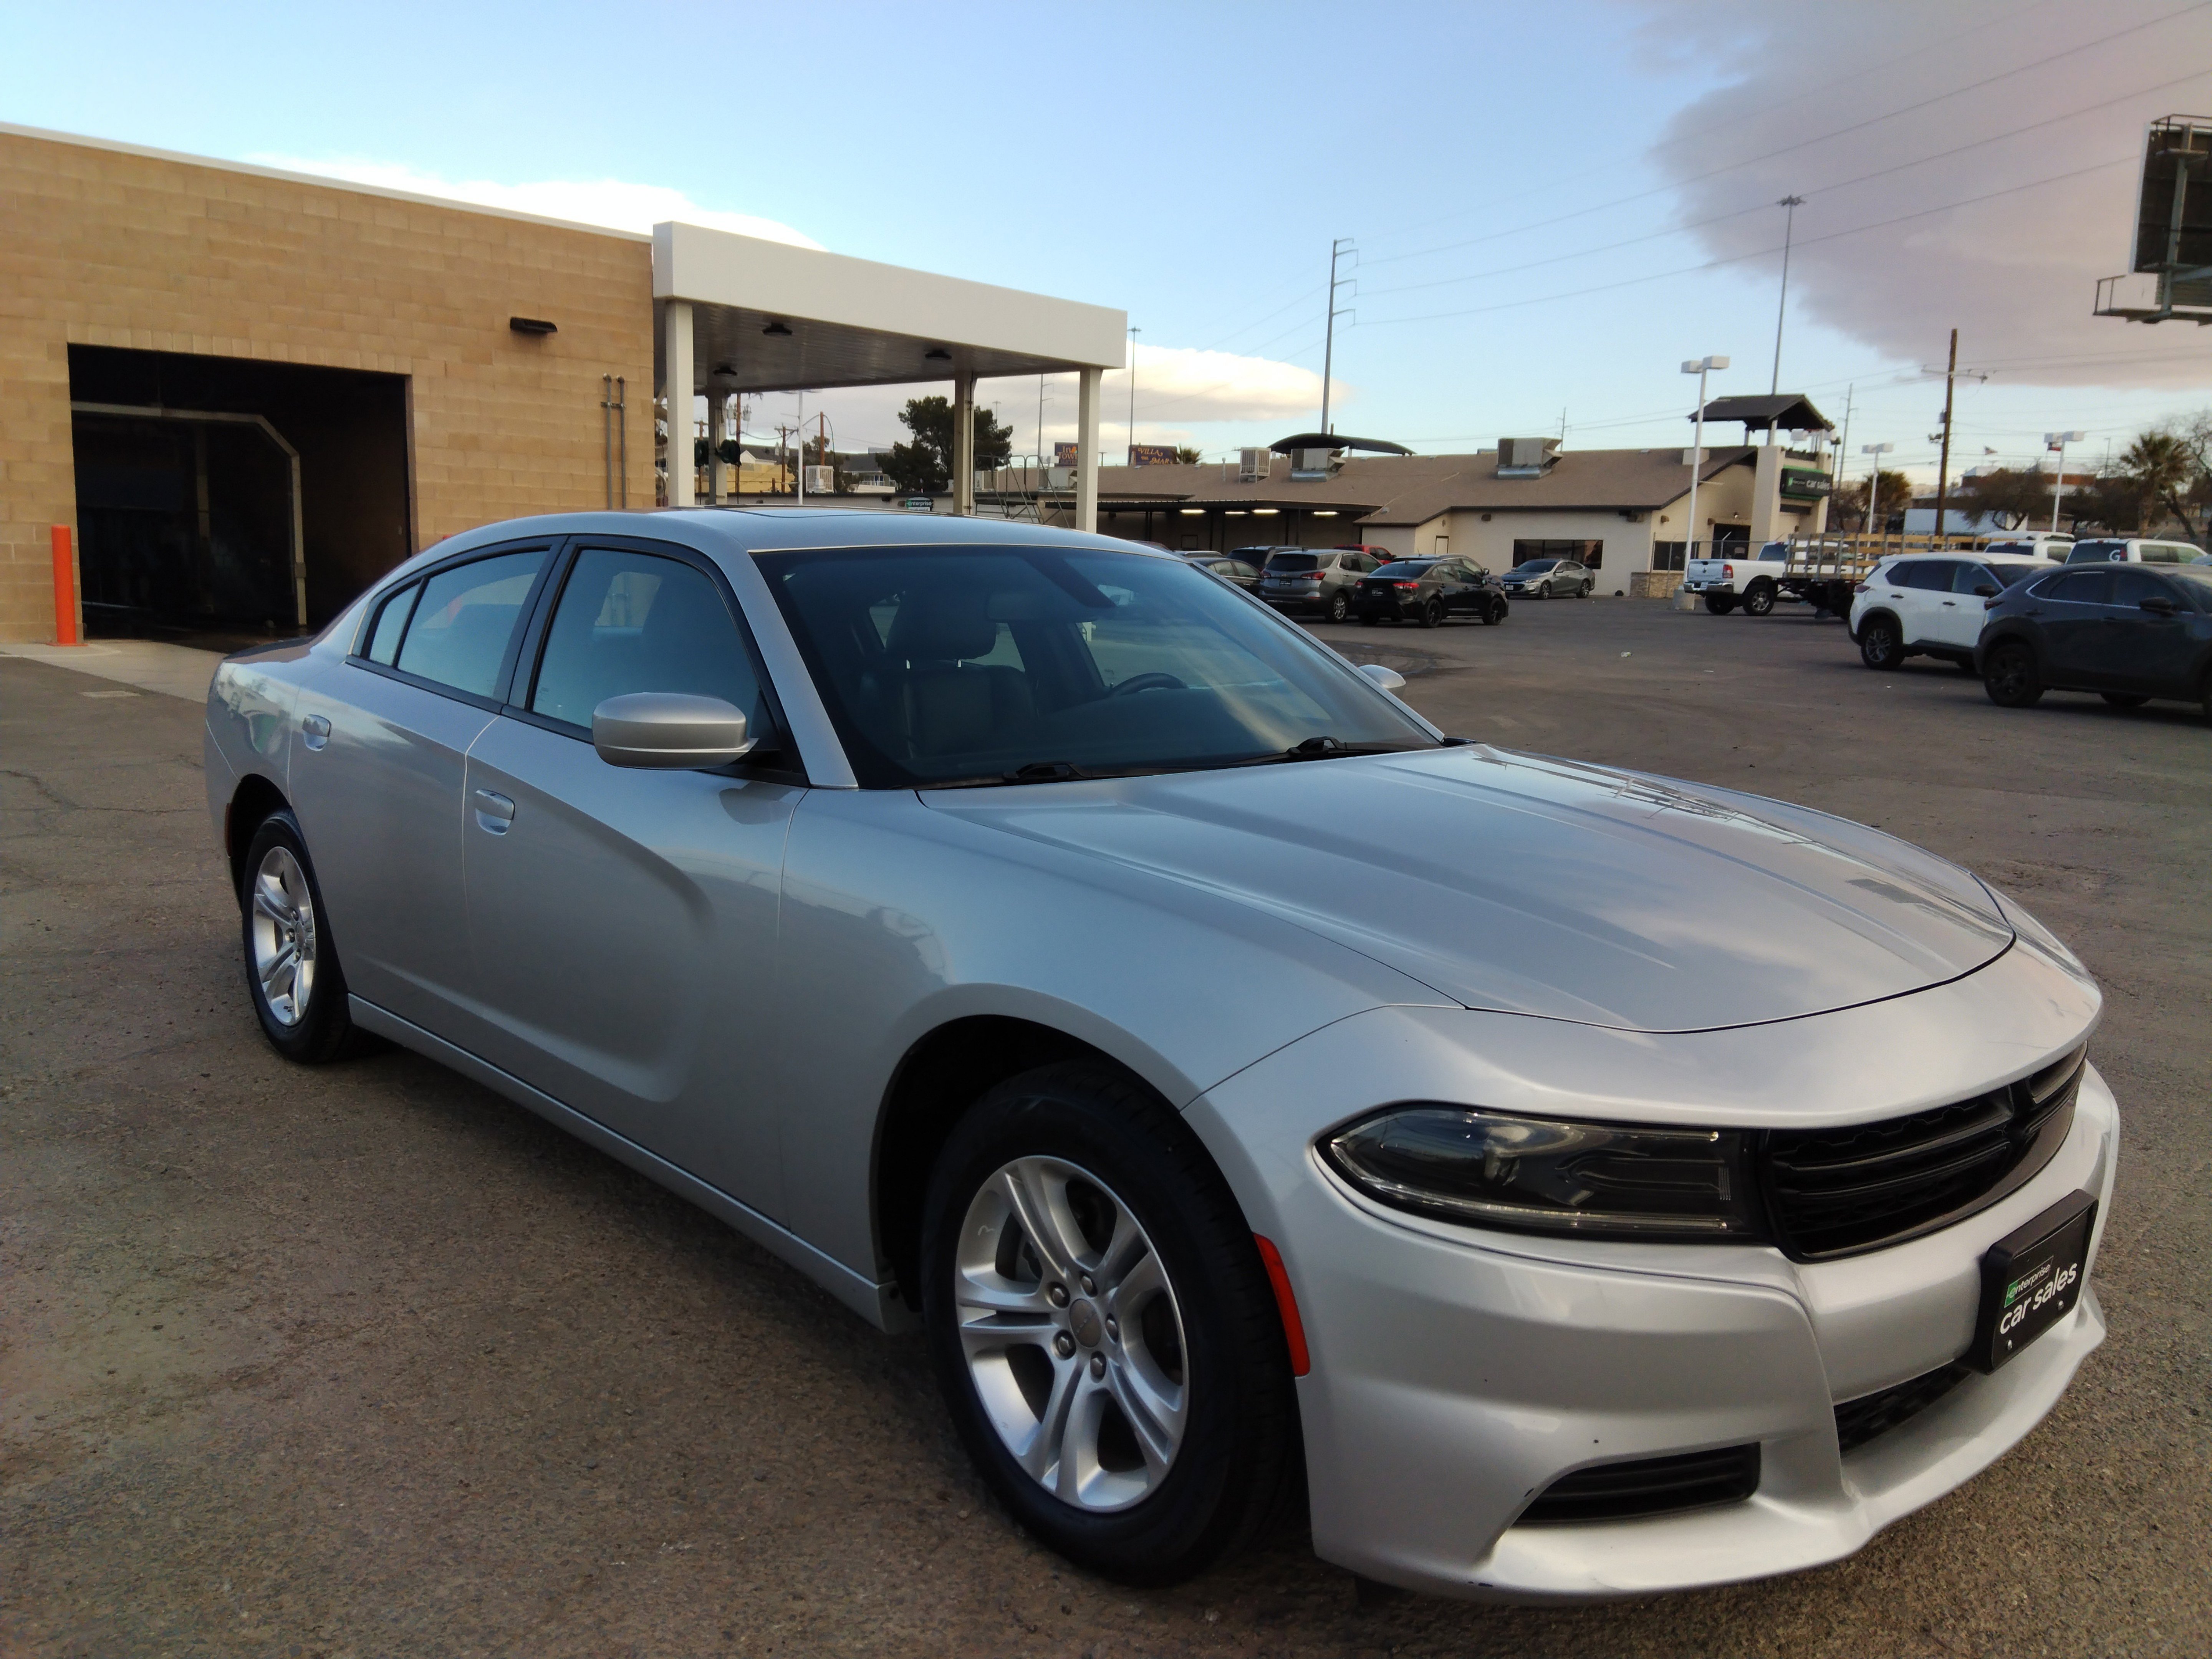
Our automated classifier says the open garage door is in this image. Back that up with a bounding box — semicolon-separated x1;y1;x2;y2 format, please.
68;347;411;648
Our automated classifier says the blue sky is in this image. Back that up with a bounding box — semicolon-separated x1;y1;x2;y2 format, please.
7;0;2210;486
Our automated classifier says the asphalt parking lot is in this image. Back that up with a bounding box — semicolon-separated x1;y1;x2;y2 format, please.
4;597;2207;1659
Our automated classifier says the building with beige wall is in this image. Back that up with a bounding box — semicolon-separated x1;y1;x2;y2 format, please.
3;123;662;644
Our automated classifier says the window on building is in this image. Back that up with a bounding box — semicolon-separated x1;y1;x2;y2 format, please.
1513;539;1602;569
1652;541;1687;572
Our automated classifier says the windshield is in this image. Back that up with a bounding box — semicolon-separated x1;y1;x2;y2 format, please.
1265;552;1323;572
1373;561;1436;578
757;546;1439;787
1510;560;1560;574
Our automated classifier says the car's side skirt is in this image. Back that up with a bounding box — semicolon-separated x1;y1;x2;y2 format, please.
348;996;915;1333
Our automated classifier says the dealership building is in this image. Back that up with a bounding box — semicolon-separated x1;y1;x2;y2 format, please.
2;123;1125;645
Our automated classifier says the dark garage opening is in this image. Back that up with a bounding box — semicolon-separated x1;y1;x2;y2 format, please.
68;346;412;648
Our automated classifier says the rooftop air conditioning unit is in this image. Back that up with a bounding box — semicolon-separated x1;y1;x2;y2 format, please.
1496;437;1560;477
1045;466;1075;490
803;465;836;494
1291;447;1334;480
1238;447;1272;483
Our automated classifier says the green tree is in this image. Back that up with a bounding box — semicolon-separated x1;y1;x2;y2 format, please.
2122;420;2211;541
882;396;1015;495
1831;470;1914;531
1174;446;1202;465
1955;466;2055;530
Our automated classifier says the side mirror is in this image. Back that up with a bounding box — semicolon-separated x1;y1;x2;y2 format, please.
1358;662;1407;692
1972;583;1999;598
593;692;754;768
2140;596;2178;616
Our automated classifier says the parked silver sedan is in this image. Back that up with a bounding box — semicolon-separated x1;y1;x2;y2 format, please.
206;510;2115;1601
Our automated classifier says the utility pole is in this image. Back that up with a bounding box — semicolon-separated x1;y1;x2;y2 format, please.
1932;328;1957;540
1126;326;1141;465
1770;195;1805;424
1320;237;1355;438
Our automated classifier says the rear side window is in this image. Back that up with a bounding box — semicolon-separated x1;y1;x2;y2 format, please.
364;583;419;665
528;548;765;735
394;548;548;698
1894;561;1957;590
2039;570;2110;603
2143;543;2194;564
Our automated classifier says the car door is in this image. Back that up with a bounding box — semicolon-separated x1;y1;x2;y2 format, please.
288;541;555;1038
1891;560;1958;646
459;538;803;1217
1929;561;1998;650
2032;568;2112;687
2103;568;2198;693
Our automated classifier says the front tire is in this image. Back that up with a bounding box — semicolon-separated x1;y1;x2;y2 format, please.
1742;582;1776;617
1858;616;1902;669
1983;641;2044;707
239;808;365;1063
921;1063;1300;1586
1482;600;1506;624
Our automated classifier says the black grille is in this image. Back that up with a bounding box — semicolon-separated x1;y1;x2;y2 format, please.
1759;1050;2083;1260
1517;1444;1760;1526
1835;1363;1972;1455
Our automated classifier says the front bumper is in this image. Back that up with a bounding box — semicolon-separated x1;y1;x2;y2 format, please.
1185;942;2113;1601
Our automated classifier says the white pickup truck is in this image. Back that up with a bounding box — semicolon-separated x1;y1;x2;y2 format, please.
1684;540;1868;618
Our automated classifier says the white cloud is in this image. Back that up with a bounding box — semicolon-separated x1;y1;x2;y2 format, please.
1617;0;2212;391
1113;343;1328;425
244;154;822;248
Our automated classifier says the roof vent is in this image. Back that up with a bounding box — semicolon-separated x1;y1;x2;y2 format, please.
1238;447;1272;483
1496;437;1560;478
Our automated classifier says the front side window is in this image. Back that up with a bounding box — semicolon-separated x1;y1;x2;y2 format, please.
759;546;1438;788
528;548;767;737
2109;569;2172;608
393;549;547;698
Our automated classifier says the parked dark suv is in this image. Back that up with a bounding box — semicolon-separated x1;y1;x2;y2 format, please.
1977;563;2212;719
1352;559;1507;627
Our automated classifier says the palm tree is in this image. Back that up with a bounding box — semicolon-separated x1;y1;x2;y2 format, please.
2122;430;2205;541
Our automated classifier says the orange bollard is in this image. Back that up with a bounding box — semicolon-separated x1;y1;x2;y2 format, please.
51;524;79;645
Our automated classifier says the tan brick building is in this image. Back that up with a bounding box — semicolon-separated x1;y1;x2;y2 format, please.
2;124;657;644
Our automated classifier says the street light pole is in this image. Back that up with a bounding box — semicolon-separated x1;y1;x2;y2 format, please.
1861;442;1896;541
1126;326;1140;466
2044;429;2086;531
1681;354;1729;564
1770;195;1805;420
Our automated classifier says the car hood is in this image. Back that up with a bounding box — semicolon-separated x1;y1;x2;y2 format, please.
923;747;2013;1033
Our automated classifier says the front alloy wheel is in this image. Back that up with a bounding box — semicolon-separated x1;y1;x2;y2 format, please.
921;1063;1300;1584
1983;640;2044;707
1859;616;1902;669
1742;583;1776;616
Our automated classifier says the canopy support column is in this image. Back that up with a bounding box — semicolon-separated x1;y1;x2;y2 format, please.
952;372;977;516
707;390;726;504
1076;366;1102;534
664;300;694;507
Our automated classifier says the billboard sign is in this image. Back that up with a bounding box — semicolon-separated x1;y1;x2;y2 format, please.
2129;116;2212;276
1128;444;1180;467
1781;467;1834;501
1053;442;1080;467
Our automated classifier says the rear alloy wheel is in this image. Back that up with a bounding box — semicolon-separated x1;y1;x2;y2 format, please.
1419;597;1445;629
1326;590;1349;623
1742;583;1776;617
1983;641;2044;708
1704;593;1737;615
239;808;368;1063
2100;692;2149;708
1858;616;1902;669
921;1064;1300;1585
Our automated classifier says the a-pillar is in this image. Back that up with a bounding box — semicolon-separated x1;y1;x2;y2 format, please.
664;300;695;507
1075;367;1103;534
707;391;726;504
952;372;977;516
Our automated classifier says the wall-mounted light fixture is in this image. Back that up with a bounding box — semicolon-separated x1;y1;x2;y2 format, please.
509;316;557;335
762;321;793;337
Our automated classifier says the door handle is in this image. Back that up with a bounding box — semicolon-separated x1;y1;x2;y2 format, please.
1940;600;1957;607
472;789;516;834
301;714;330;751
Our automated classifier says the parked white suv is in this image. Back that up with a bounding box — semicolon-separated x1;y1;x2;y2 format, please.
1849;553;2048;671
2063;537;2204;565
1983;533;2073;562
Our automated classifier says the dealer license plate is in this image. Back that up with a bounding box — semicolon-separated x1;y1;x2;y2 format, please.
1970;1190;2096;1373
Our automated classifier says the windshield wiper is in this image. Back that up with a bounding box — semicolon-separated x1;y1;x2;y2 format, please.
1227;737;1426;767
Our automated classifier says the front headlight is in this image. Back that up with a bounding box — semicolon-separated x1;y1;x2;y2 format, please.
1320;1106;1765;1242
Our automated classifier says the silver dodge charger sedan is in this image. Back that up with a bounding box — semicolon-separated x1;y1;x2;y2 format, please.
204;510;2114;1600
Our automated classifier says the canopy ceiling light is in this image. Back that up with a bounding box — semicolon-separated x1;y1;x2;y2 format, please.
1179;508;1205;515
1313;510;1338;517
762;321;793;337
1253;508;1280;515
924;347;952;361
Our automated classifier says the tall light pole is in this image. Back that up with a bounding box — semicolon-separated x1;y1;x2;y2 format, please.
1861;441;1896;539
1681;354;1729;562
2045;429;2086;531
1126;326;1140;465
1770;195;1806;420
1320;237;1355;438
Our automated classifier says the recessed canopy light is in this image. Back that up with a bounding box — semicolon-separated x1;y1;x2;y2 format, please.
1225;510;1248;517
712;363;738;377
1253;508;1279;516
1313;510;1338;517
762;321;793;337
1178;508;1204;515
924;347;952;361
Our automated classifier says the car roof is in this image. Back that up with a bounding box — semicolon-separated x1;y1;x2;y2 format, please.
420;507;1166;566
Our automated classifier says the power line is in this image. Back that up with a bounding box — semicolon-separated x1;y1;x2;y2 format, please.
1357;154;2135;329
1358;1;2209;274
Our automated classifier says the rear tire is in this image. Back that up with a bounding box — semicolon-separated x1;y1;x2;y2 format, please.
1419;598;1444;629
1983;641;2044;708
1326;591;1349;624
920;1063;1301;1586
1704;594;1737;615
238;808;367;1063
1858;616;1902;669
